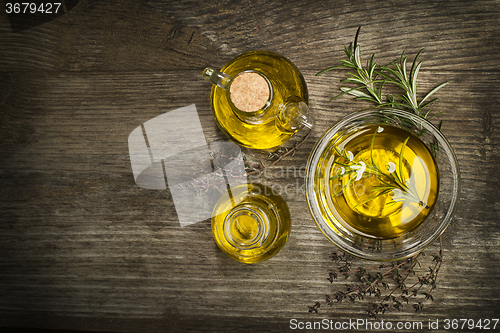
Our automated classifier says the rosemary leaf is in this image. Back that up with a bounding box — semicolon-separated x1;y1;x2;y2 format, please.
420;81;449;106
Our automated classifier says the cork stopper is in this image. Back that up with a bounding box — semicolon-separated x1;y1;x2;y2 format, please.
229;72;270;112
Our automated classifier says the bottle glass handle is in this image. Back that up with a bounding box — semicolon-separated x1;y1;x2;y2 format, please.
277;101;314;133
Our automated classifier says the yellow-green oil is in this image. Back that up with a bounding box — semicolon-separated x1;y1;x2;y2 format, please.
211;183;290;263
210;51;308;150
325;125;439;239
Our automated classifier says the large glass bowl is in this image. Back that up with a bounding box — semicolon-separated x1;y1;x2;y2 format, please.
305;108;460;261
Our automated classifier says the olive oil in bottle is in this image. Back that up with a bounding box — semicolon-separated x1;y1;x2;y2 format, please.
327;125;439;239
209;51;309;150
211;183;290;263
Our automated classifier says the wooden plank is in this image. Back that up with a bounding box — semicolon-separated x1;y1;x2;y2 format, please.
0;1;221;72
0;69;499;331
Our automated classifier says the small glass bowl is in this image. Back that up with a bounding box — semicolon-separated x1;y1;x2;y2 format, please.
305;108;461;261
211;183;291;264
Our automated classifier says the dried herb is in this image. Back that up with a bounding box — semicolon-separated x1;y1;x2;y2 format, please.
178;129;311;196
245;130;312;176
309;238;443;317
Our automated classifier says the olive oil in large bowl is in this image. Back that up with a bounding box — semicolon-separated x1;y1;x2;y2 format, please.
305;108;460;261
325;125;439;239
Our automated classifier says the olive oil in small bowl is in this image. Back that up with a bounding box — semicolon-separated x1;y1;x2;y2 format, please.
211;183;291;264
306;109;460;261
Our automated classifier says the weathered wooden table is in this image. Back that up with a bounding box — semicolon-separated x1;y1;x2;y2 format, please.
1;0;499;332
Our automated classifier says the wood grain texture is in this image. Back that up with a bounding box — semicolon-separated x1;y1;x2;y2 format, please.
0;0;499;332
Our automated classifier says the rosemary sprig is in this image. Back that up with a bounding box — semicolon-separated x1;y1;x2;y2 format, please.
317;27;449;120
330;129;426;209
377;50;448;118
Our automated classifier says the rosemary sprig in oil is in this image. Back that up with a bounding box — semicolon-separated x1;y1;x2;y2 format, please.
330;128;427;209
